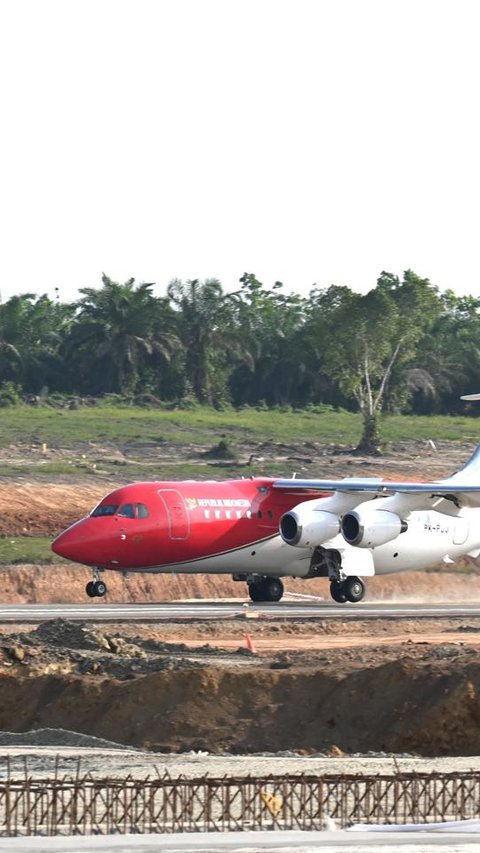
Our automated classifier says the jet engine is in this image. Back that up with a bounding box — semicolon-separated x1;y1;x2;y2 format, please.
279;501;340;548
341;507;407;548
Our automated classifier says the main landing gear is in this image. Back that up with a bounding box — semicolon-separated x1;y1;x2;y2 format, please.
248;577;284;603
330;576;366;604
86;569;108;599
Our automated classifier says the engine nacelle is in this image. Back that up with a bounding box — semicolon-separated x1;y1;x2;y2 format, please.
341;508;407;548
280;503;340;548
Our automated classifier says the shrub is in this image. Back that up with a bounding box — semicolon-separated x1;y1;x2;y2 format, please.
0;382;21;408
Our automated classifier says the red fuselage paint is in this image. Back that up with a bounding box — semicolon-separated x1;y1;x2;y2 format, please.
51;478;321;575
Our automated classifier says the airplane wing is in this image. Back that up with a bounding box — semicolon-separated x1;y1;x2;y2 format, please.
272;478;480;508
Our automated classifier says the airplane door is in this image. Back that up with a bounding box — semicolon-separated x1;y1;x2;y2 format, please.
158;489;190;540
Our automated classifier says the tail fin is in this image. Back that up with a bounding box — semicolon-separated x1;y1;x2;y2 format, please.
443;394;480;484
445;444;480;485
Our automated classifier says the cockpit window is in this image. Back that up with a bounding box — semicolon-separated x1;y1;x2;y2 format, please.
136;502;150;518
91;504;118;517
118;503;135;518
91;502;149;519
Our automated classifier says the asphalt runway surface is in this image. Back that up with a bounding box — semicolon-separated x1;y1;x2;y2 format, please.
0;600;480;623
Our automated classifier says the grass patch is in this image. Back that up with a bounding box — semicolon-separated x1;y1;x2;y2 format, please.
0;402;478;450
0;462;99;477
0;537;63;565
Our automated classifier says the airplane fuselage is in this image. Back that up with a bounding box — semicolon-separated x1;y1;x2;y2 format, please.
52;478;319;576
51;478;480;580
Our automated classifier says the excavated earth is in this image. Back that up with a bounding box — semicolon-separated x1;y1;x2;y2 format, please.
0;437;480;757
1;617;480;756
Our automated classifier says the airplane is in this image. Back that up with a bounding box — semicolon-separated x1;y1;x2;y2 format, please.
51;395;480;604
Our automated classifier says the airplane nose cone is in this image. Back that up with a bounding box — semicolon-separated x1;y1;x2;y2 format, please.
51;520;98;565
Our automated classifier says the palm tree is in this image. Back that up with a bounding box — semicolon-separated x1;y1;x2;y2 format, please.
167;278;237;404
68;275;181;395
0;293;72;392
227;274;307;406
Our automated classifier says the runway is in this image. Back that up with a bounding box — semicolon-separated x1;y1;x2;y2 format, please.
0;599;480;623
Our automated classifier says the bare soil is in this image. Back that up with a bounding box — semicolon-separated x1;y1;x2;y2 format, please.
0;618;479;756
0;436;475;538
1;438;480;756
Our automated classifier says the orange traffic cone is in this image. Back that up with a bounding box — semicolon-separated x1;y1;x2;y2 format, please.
245;633;257;654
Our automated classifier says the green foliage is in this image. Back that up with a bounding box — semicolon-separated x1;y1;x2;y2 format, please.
167;278;236;405
63;275;181;396
408;289;480;415
1;270;479;440
303;271;443;451
227;274;307;407
0;382;20;408
0;293;72;392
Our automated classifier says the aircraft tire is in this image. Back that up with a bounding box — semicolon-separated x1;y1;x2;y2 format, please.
86;581;96;598
248;578;284;602
93;580;107;597
248;583;263;602
344;576;366;603
330;580;348;603
263;578;284;602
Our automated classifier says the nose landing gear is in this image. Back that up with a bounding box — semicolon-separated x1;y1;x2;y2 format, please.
86;569;108;599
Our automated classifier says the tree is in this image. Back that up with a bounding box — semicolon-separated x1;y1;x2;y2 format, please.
66;274;181;396
167;278;239;405
409;290;480;414
227;273;307;406
306;272;442;453
0;296;24;384
0;293;73;392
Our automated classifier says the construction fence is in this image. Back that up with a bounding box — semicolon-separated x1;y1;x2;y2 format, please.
0;770;479;836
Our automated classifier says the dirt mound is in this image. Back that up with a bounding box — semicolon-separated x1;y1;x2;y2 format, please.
0;563;254;603
0;653;479;756
0;619;250;680
0;619;479;757
0;563;478;605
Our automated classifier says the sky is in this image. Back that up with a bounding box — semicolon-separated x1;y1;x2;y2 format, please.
0;0;479;304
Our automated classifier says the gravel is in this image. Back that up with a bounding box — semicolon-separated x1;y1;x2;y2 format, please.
0;729;479;779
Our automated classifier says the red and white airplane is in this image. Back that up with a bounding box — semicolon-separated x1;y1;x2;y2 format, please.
52;399;480;604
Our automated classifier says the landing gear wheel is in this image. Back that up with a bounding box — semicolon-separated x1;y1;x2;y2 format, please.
93;580;107;597
86;579;107;598
263;578;284;602
248;583;263;602
344;576;366;603
248;577;284;603
330;580;348;603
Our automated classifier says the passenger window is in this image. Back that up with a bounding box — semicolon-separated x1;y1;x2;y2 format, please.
117;503;135;518
136;503;150;519
91;504;118;517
